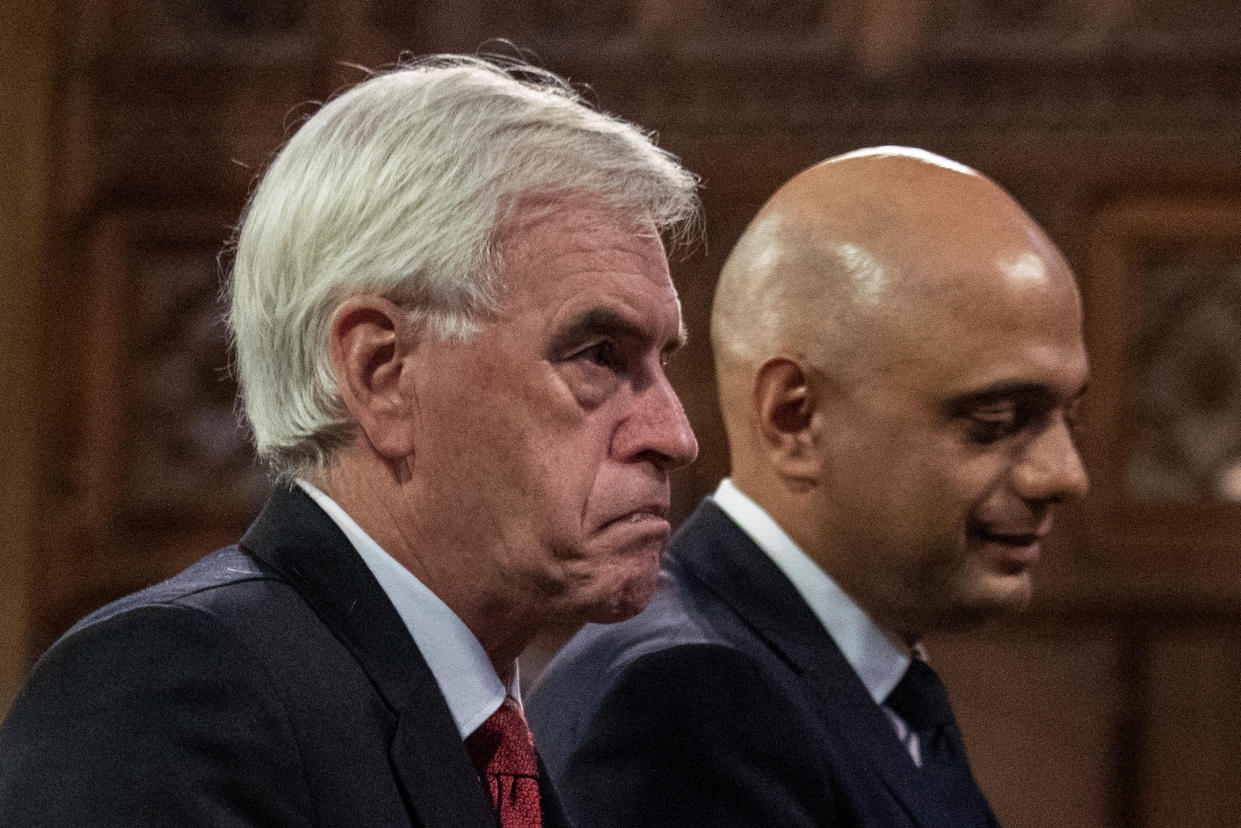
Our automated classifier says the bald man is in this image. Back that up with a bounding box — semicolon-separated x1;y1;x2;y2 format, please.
527;147;1089;827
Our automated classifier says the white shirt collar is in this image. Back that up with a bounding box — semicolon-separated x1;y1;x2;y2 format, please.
296;479;515;738
711;478;911;704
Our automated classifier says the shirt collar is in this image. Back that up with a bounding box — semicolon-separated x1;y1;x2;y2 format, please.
296;479;516;737
711;478;912;704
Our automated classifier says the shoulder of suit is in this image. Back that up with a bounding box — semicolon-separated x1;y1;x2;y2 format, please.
62;545;286;635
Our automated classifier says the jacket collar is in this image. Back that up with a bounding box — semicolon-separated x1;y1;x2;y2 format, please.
671;498;985;828
240;484;499;828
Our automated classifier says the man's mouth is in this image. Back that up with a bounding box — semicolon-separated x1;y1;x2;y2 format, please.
600;501;670;532
970;524;1049;572
979;530;1043;546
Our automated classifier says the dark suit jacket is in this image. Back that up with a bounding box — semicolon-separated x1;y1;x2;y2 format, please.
528;499;998;827
0;485;569;828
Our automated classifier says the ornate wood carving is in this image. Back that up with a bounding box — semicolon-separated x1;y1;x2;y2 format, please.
33;209;267;654
1083;199;1241;599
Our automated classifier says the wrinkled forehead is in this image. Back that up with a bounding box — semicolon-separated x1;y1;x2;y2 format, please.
495;200;683;336
499;196;663;257
493;202;665;294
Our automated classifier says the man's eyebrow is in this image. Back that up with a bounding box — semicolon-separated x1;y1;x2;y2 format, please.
550;307;686;354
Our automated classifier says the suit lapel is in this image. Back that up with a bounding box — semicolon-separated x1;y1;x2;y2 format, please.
241;485;496;828
671;499;965;828
390;673;497;828
537;754;572;828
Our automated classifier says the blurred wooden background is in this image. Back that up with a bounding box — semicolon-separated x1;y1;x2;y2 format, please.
4;1;1241;825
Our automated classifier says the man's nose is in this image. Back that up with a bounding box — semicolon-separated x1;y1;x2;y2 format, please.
615;372;698;471
1012;416;1089;503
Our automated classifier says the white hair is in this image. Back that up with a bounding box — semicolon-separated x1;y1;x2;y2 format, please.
229;55;700;480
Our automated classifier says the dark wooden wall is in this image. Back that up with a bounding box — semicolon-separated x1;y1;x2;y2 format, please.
4;1;1241;825
0;0;54;728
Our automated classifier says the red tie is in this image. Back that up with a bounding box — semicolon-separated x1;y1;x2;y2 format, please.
465;698;543;828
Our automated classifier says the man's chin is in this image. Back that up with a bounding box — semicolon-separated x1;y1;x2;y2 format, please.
576;568;661;625
923;571;1033;634
963;570;1034;619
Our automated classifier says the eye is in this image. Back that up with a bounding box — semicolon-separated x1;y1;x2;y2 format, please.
965;404;1021;445
559;340;627;410
575;340;620;369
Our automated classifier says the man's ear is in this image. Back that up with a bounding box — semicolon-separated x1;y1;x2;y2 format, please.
753;357;822;483
330;295;417;460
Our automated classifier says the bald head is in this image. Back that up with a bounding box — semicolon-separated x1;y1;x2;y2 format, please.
714;146;1072;365
712;146;1079;468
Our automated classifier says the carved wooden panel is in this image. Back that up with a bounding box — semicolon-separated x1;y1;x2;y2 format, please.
1125;244;1241;502
56;1;324;220
32;210;267;654
1082;199;1241;599
122;237;268;524
83;211;267;527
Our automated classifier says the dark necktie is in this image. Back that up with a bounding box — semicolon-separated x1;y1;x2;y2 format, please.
466;698;543;828
885;658;996;825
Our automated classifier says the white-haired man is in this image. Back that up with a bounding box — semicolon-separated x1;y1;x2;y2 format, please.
529;148;1089;826
0;56;699;826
